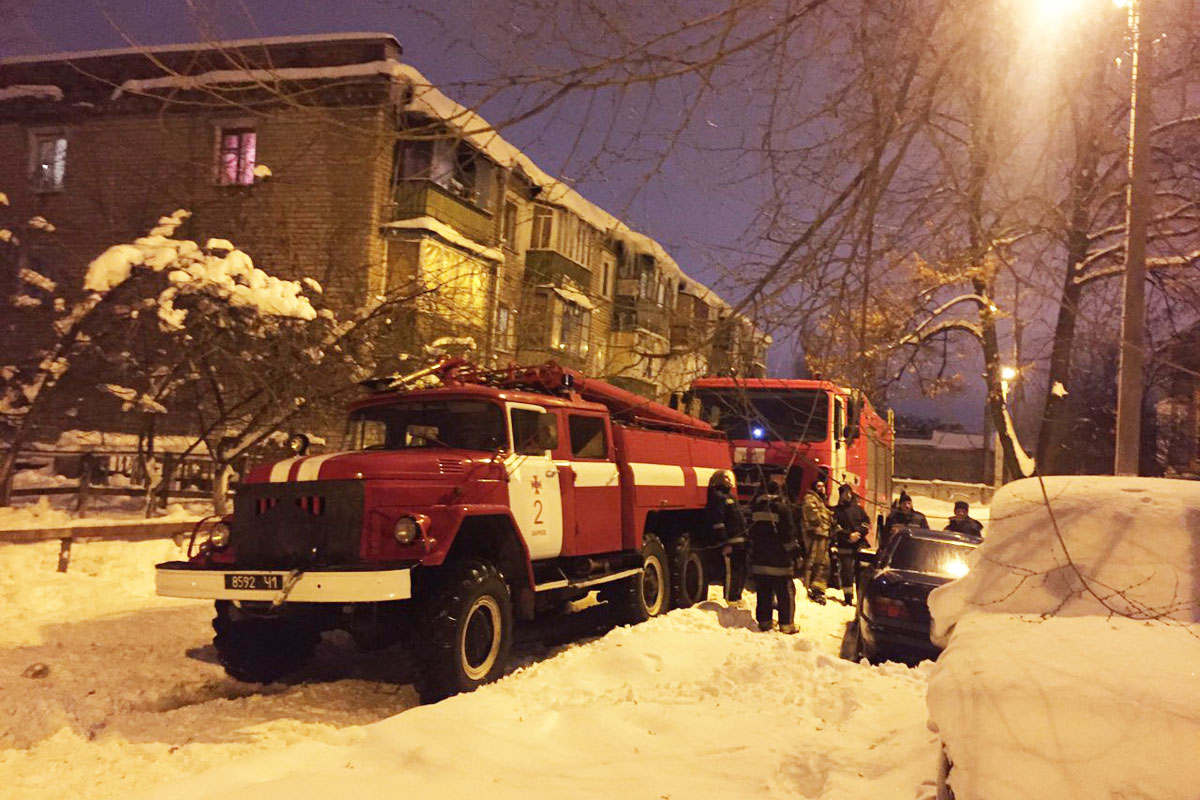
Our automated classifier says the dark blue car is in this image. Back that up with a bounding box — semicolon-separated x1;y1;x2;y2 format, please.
850;528;980;665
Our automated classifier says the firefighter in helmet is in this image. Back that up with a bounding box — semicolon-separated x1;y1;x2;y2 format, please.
747;476;802;633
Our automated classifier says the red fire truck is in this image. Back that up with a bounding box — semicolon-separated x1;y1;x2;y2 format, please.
685;377;894;538
156;361;734;701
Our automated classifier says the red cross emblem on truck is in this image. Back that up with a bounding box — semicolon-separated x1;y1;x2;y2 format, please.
530;476;542;495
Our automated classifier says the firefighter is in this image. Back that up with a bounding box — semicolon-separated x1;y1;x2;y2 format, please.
832;485;869;606
747;476;802;633
800;478;834;604
706;472;748;606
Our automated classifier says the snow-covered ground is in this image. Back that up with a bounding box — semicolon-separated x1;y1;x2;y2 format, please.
0;534;941;799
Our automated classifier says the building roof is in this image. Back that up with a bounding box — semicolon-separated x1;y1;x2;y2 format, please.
0;32;401;65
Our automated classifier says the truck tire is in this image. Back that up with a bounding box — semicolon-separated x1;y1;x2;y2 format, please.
669;533;707;608
212;601;320;684
411;560;513;704
606;532;670;624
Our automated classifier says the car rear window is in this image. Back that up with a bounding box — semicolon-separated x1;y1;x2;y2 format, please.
887;536;975;577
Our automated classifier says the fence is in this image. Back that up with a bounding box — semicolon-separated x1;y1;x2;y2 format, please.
0;518;202;572
892;478;994;506
5;445;275;514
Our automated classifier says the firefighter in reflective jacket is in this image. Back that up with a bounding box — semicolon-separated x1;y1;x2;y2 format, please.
748;476;802;633
706;472;748;606
801;479;834;604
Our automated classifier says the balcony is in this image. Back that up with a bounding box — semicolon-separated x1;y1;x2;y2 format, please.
393;180;496;246
614;296;669;335
524;249;592;289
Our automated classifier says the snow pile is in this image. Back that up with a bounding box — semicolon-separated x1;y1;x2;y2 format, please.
0;84;63;102
926;476;1200;800
0;526;942;800
84;210;317;328
143;601;938;800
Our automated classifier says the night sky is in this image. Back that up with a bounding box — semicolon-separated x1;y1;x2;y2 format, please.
2;0;984;428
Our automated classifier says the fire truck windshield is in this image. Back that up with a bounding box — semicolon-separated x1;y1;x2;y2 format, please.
692;388;830;443
345;400;506;452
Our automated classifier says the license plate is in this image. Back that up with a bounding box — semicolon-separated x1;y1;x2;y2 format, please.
224;573;283;591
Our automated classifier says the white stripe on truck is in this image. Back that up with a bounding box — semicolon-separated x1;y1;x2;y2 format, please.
295;453;339;482
570;461;620;488
629;462;686;487
268;457;301;483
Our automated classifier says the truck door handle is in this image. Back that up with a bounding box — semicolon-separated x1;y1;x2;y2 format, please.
546;469;557;477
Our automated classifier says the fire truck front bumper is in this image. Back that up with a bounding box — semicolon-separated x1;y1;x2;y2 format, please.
155;561;414;603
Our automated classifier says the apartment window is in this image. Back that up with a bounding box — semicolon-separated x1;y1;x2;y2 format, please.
397;139;495;210
502;200;518;246
30;132;67;192
496;304;515;351
218;127;257;186
601;257;612;297
531;206;554;249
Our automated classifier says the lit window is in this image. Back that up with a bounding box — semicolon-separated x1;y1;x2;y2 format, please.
218;127;257;186
31;133;67;192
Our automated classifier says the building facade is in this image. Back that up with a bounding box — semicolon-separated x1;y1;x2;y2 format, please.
0;33;767;429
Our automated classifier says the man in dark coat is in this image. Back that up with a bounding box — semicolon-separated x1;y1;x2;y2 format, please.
706;472;748;605
747;476;802;633
882;491;929;552
832;485;869;607
944;500;984;538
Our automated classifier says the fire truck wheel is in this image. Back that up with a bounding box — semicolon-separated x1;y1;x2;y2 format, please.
606;533;670;624
211;602;320;684
669;534;707;609
411;560;513;704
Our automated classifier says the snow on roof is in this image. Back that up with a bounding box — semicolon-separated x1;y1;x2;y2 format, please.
931;475;1200;639
0;32;400;66
381;216;503;262
111;59;401;99
0;84;63;101
540;284;595;311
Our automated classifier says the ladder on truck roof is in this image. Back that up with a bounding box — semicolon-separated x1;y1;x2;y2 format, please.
363;358;720;437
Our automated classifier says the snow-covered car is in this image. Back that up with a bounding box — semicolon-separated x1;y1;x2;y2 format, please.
926;476;1200;800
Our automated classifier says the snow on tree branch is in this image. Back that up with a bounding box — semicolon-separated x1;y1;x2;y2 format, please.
84;209;317;328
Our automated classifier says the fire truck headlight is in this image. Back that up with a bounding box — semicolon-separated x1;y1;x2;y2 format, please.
209;521;232;550
393;516;421;545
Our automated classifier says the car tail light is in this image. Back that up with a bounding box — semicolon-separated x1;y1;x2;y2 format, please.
870;596;912;620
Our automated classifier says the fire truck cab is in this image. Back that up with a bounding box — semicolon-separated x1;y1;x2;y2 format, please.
156;361;734;701
684;377;894;537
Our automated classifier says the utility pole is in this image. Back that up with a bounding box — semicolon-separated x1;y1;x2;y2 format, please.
1114;0;1152;476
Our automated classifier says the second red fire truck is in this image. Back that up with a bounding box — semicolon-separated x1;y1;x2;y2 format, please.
685;377;894;539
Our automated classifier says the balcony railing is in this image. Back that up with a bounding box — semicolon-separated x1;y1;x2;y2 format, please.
393;180;496;246
524;249;592;289
614;297;669;335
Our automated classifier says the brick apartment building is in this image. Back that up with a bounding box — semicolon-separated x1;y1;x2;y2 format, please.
0;32;768;444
